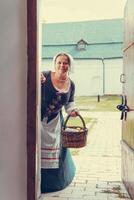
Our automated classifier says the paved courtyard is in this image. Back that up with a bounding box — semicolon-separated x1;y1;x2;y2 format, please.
41;112;131;200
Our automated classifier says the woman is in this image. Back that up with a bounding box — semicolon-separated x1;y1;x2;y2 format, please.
41;52;78;193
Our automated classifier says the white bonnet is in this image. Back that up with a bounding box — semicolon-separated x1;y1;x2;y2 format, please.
52;52;74;73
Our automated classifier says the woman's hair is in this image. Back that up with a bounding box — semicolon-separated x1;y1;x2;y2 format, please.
53;52;74;73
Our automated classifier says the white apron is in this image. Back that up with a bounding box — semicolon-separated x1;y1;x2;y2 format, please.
41;113;61;169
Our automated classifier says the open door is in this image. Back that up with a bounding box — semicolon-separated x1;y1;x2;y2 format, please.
27;0;130;200
121;0;134;199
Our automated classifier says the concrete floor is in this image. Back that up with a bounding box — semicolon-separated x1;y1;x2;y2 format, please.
40;112;131;200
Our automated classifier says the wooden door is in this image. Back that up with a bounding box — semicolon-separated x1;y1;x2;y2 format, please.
122;0;134;199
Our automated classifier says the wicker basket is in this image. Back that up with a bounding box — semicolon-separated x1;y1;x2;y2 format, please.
61;114;88;148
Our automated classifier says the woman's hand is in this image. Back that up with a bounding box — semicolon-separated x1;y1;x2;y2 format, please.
41;73;46;83
70;109;79;117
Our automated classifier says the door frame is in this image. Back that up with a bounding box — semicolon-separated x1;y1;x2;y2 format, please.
27;0;37;199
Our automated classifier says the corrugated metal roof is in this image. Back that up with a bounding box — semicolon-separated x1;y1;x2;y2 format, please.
42;18;123;45
42;18;123;59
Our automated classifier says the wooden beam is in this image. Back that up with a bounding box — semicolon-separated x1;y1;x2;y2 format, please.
27;0;37;199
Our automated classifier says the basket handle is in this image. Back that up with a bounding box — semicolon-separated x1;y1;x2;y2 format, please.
63;113;86;130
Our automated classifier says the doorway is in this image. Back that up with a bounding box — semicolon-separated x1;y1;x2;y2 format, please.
27;1;130;200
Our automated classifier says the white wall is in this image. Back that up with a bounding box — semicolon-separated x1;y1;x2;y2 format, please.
41;58;123;96
104;59;123;95
0;1;27;200
71;59;103;96
41;59;53;72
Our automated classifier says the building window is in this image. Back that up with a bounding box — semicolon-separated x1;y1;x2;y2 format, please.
76;39;88;50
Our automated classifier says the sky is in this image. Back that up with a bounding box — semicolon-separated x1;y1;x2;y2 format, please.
41;0;127;23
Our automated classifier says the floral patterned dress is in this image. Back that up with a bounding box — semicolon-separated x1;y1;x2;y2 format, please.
41;71;76;193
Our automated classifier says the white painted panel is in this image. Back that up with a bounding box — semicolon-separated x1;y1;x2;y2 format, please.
104;59;123;94
41;59;53;71
70;60;103;96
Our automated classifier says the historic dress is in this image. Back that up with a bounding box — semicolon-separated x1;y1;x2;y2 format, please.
41;71;76;193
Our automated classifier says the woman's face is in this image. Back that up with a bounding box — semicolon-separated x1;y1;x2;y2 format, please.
55;55;70;75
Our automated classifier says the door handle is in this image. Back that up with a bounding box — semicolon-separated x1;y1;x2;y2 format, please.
116;95;134;120
120;73;126;83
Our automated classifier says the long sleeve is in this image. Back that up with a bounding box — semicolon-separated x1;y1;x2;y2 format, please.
64;81;76;114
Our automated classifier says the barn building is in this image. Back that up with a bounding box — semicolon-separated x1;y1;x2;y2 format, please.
42;18;123;96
